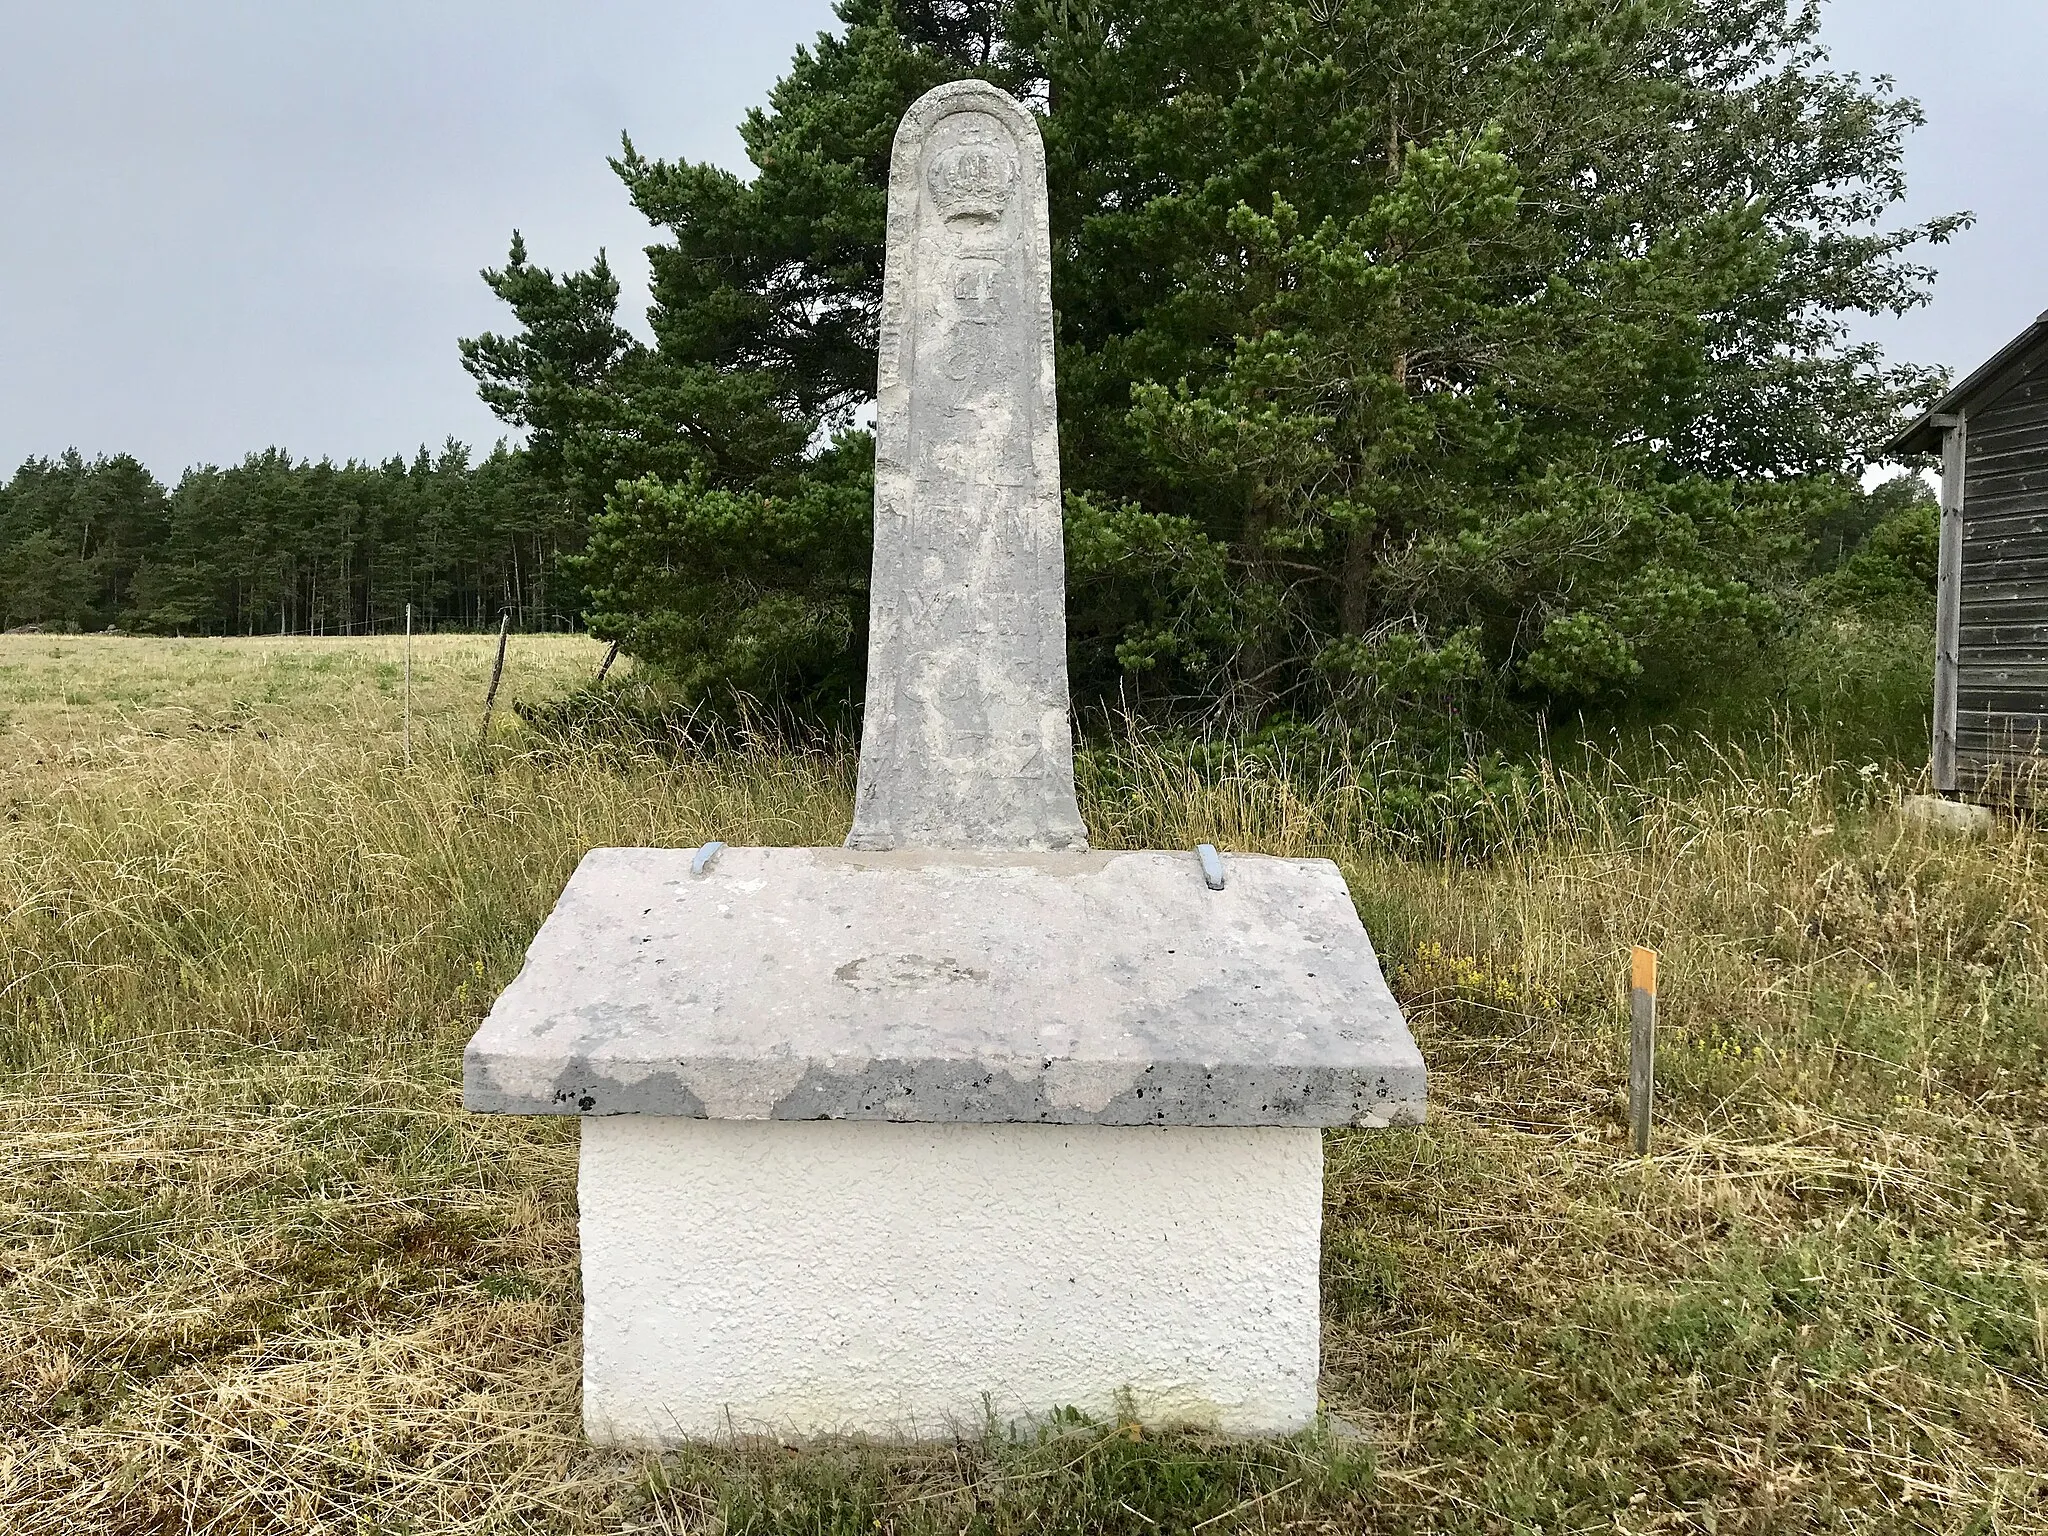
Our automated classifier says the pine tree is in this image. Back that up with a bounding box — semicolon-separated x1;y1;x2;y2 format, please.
463;0;1960;735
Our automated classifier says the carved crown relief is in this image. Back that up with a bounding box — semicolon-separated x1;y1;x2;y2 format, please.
925;112;1018;228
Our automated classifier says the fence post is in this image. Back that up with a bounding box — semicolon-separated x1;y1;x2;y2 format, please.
479;609;511;746
403;602;413;764
1629;947;1658;1156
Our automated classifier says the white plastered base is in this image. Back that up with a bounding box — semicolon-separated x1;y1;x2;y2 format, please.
578;1117;1323;1445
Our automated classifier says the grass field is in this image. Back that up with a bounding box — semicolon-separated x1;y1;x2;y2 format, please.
2;634;2044;1535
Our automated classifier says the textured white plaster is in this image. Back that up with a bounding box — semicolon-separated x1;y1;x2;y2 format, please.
579;1117;1323;1445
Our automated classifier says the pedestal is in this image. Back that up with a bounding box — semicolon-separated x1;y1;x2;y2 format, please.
466;844;1423;1444
579;1117;1322;1444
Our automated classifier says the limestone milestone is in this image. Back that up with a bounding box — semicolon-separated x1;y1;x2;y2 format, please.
847;79;1086;852
464;78;1425;1446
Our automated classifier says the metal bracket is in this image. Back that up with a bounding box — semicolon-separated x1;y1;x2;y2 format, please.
690;841;727;876
1195;843;1226;891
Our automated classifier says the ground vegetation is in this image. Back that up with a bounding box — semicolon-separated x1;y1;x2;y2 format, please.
1;634;2039;1533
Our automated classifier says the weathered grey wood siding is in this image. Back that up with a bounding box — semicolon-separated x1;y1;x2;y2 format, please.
1959;348;2048;801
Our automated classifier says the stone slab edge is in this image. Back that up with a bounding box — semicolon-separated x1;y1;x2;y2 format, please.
464;847;1426;1128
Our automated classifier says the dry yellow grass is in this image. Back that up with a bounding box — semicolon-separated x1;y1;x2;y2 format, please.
1;634;2043;1534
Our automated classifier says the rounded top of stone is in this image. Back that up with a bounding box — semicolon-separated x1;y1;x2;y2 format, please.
893;77;1041;161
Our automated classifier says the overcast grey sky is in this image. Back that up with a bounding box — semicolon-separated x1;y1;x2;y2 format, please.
1;1;2041;479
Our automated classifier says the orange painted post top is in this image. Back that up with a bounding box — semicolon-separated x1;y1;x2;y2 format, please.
1627;947;1658;1156
1631;946;1658;996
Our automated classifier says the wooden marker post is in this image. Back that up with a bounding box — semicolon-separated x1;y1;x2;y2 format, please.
1629;947;1658;1156
403;602;413;765
479;609;511;746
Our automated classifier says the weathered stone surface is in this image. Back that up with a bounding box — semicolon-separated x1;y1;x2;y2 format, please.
846;79;1086;852
463;845;1424;1126
1902;793;1997;837
580;1118;1322;1443
464;76;1427;1449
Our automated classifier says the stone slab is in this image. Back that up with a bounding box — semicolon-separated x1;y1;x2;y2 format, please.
579;1117;1323;1443
463;845;1425;1126
1902;793;1996;837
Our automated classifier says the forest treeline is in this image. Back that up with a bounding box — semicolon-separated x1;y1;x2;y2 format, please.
0;444;578;636
6;0;1953;745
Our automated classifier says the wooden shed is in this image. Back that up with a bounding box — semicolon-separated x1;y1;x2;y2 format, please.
1889;311;2048;804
